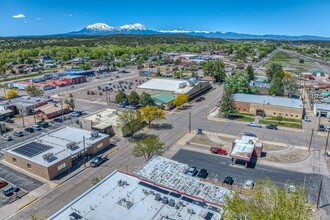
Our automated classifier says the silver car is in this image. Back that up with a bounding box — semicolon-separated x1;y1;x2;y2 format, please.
247;122;262;128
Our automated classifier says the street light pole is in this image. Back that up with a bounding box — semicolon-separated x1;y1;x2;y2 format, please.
308;128;314;151
188;112;191;134
316;179;323;209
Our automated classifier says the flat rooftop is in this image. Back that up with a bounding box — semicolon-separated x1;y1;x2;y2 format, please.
234;93;303;109
134;156;232;205
82;108;119;129
0;96;47;107
137;78;196;94
231;135;261;160
48;171;222;220
6;126;109;167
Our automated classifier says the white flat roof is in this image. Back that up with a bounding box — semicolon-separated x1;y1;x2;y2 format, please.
231;136;260;159
137;78;195;94
134;156;232;205
82;108;119;127
6;126;109;167
48;171;222;220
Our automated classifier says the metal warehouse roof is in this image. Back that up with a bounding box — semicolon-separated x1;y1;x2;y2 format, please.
138;78;195;94
151;93;175;104
234;93;303;109
313;103;330;111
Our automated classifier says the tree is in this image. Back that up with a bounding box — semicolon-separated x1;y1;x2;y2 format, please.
245;64;254;81
266;63;284;82
132;135;165;161
140;106;166;128
225;72;250;94
173;94;189;109
115;90;128;104
5;89;19;99
64;97;75;112
250;87;260;94
269;73;284;96
219;90;237;118
116;110;143;136
276;115;283;124
203;59;226;82
223;179;312;220
139;92;155;106
128;91;140;106
25;85;44;97
299;58;304;63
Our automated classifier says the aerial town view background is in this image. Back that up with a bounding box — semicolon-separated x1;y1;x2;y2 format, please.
0;0;330;220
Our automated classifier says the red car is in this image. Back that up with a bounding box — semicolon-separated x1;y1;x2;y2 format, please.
0;180;8;189
210;147;228;155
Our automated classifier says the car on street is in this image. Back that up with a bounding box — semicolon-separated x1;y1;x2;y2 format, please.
243;132;257;137
319;124;326;132
195;97;202;102
3;185;19;196
37;121;49;128
24;127;35;133
53;117;63;123
304;115;311;122
247;122;262;128
13;131;24;137
265;124;278;130
90;155;108;167
197;169;208;178
32;125;42;131
186;166;198;176
223;176;234;185
325;151;330;157
2;135;12;141
243;180;255;189
0;180;8;189
70;112;80;117
210;147;228;155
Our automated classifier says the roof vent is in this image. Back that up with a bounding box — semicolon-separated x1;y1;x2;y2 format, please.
91;131;99;139
66;142;78;150
42;153;57;162
117;198;133;209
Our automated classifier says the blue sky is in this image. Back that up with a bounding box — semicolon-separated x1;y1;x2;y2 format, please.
0;0;329;37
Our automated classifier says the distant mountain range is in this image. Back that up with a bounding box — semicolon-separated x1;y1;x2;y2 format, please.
55;23;330;41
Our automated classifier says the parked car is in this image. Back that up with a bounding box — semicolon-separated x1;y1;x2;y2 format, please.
186;166;198;176
117;103;126;108
304;115;311;122
223;176;234;185
0;180;8;189
243;180;255;189
325;151;330;157
210;147;228;155
24;127;34;133
265;124;278;130
247;122;262;128
243;132;257;137
37;121;49;128
2;135;12;141
125;105;136;110
32;125;42;131
53;117;63;123
90;155;108;167
197;169;208;178
70;112;80;117
195;97;202;102
13;131;24;137
3;185;19;196
4;118;14;123
76;110;85;115
319;124;326;132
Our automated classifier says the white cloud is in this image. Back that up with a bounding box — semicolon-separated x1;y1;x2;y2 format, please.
12;13;25;19
23;20;27;23
69;14;73;17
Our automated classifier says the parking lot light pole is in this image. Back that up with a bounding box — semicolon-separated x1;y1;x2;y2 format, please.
317;109;322;131
188;112;191;134
316;179;323;209
308;128;314;151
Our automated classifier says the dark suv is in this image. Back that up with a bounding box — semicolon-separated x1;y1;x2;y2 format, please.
223;176;234;185
13;131;24;137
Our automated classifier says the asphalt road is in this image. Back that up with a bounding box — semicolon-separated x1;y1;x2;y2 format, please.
171;149;322;203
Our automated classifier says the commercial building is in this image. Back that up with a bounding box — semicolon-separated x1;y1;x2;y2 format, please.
9;81;54;91
137;78;211;99
49;156;230;220
234;93;303;119
36;103;69;119
4;126;110;180
313;103;330;117
80;108;122;137
0;96;48;116
230;135;263;167
63;75;87;84
151;93;175;110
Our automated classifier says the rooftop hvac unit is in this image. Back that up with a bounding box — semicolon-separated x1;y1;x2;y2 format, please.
66;142;76;150
91;131;99;138
178;82;187;88
42;153;56;162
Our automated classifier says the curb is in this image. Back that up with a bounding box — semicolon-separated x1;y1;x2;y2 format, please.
18;197;38;211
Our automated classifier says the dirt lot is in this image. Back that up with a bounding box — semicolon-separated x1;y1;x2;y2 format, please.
263;149;311;163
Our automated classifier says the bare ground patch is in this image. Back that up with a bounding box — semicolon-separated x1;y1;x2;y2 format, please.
262;143;287;151
263;149;311;163
190;134;219;146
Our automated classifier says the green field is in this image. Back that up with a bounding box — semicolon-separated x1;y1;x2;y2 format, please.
259;119;302;129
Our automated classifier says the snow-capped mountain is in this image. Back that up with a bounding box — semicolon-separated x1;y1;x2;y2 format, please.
118;23;148;31
85;23;114;31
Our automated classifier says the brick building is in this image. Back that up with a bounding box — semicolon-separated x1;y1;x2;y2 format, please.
4;126;110;180
234;93;303;119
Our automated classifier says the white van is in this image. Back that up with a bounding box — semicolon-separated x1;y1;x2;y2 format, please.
304;115;311;122
3;185;19;196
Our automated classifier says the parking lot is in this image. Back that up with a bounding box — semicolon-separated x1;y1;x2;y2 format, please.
0;163;42;208
172;149;322;203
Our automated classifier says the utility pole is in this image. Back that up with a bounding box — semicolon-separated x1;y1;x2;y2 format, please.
105;90;109;104
83;135;86;167
308;128;314;151
20;108;25;128
188;112;191;134
60;98;64;116
317;109;322;131
325;131;330;154
316;179;323;209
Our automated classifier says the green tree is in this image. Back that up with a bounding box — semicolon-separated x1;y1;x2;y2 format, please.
269;73;284;96
132;135;165;161
245;64;254;81
276;115;283;124
223;179;312;220
64;97;75;112
173;94;189;109
219;90;237;118
116;110;143;136
140;106;166;128
299;58;304;63
139;92;155;106
266;63;284;82
203;59;226;82
225;72;250;94
250;87;260;94
283;77;298;97
26;85;44;97
79;63;91;70
115;90;128;104
128;91;140;106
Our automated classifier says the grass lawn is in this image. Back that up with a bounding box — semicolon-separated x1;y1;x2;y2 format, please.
265;51;315;74
236;112;255;117
259;119;302;129
265;116;301;123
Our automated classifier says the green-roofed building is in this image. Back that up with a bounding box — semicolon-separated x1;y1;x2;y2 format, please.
311;68;325;76
151;93;175;110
